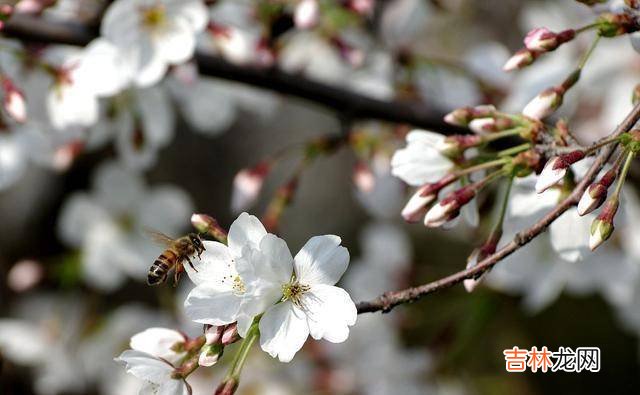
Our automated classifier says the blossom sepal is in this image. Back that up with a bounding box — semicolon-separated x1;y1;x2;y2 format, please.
535;151;585;193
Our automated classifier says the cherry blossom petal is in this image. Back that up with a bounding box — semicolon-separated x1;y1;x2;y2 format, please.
183;241;234;286
115;350;174;384
303;284;357;343
294;235;349;286
259;301;309;363
184;284;242;326
130;328;185;361
227;212;267;255
391;131;453;186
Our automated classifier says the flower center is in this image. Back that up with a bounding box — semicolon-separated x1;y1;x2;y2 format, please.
281;281;310;307
231;275;245;295
140;5;166;29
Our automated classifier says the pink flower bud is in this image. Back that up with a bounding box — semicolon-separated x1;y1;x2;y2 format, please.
577;183;607;216
468;117;513;134
424;186;475;228
503;48;537;71
198;344;222;367
231;161;270;213
589;199;618;251
204;325;223;345
221;323;239;345
52;140;84;171
524;28;557;51
436;135;482;157
7;259;43;292
348;0;374;14
353;161;375;193
2;78;26;123
191;213;228;243
294;0;319;29
535;151;585;193
401;184;436;222
522;87;563;120
443;105;496;126
463;233;500;292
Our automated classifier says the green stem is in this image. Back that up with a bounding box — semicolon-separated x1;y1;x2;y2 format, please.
497;143;531;157
578;35;601;70
455;158;508;177
481;128;523;143
613;149;635;198
226;322;259;381
575;22;601;34
491;176;513;236
584;134;620;155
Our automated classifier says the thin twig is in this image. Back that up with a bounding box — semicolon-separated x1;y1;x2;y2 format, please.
2;15;465;134
357;102;640;314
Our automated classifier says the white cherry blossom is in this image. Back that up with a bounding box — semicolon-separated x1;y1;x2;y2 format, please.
116;350;190;395
101;0;208;87
391;130;454;187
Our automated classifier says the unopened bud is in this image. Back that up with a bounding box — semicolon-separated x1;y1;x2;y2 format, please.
597;13;639;37
578;183;607;216
503;48;537;71
2;77;26;123
231;161;270;213
198;343;223;367
53;140;84;171
204;325;223;345
444;105;496;126
353;161;375;193
348;0;374;14
221;323;239;345
436;135;482;158
522;87;563;120
589;199;618;251
7;259;43;292
524;27;575;52
402;184;437;222
468;117;514;134
535;151;585;193
191;213;228;243
424;186;475;228
215;378;239;395
294;0;319;29
463;233;500;293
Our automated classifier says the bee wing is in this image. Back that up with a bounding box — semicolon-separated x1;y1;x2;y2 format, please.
145;229;176;247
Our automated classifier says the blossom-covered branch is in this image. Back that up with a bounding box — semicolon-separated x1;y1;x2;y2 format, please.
2;14;464;134
356;101;640;314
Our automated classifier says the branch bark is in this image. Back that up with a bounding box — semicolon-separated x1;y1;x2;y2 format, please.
357;102;640;314
2;14;465;134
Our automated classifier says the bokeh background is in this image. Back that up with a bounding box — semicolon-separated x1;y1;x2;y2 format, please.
1;0;639;394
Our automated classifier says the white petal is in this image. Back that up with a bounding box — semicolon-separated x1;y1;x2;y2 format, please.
0;319;48;364
115;350;173;384
303;284;356;343
254;233;294;284
130;328;185;361
549;210;591;262
183;241;234;286
259;301;309;363
57;193;110;247
156;19;196;64
137;186;193;234
391;136;453;186
227;212;267;255
294;235;349;285
184;284;242;326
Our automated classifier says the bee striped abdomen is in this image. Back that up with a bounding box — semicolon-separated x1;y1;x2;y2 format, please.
147;249;178;285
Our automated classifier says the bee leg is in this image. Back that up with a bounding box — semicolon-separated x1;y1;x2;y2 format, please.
174;265;184;286
186;256;198;272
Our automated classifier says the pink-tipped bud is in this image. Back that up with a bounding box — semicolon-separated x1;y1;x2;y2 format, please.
535;151;585;193
463;233;500;293
524;28;575;52
424;186;475;228
589;199;618;251
353;161;375;193
2;78;26;123
52;140;84;171
443;105;496;126
578;183;607;216
503;48;537;71
522;87;563;120
204;325;224;345
348;0;374;14
401;184;437;222
468;117;514;134
215;378;239;395
294;0;319;29
231;161;270;213
221;323;239;345
436;135;482;158
198;344;223;367
191;213;228;243
7;259;44;293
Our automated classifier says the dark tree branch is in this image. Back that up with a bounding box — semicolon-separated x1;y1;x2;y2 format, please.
2;14;466;134
357;102;640;314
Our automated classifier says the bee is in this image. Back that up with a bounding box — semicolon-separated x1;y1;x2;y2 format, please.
147;231;205;285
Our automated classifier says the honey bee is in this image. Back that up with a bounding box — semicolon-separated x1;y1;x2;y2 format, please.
147;231;205;285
